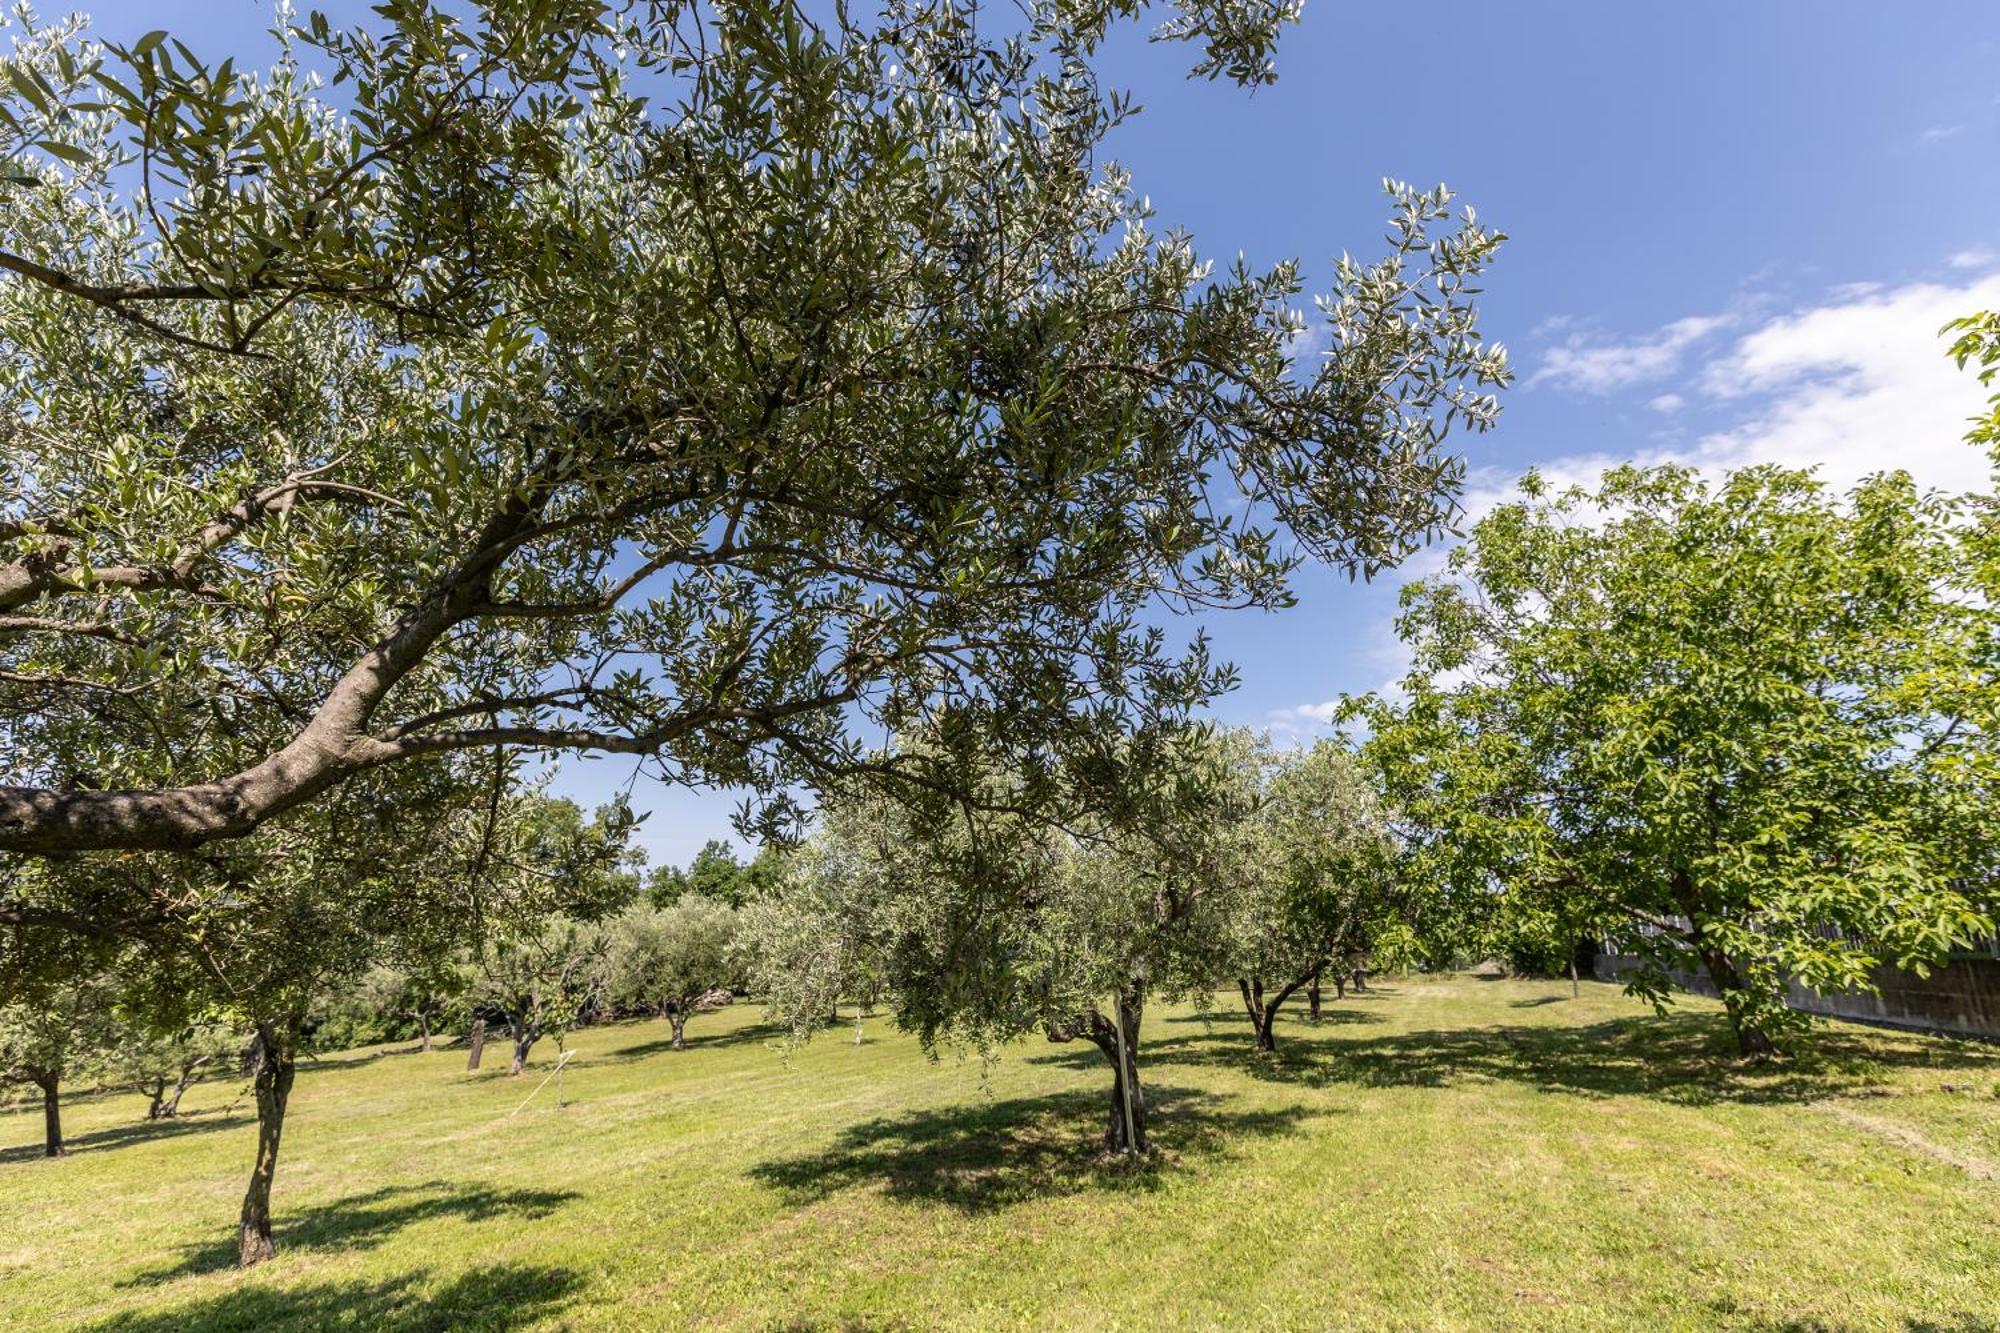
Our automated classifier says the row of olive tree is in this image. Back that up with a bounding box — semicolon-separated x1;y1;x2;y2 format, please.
738;727;1405;1154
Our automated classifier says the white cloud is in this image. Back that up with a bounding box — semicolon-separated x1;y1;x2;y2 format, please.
1462;271;2000;530
1681;274;2000;495
1530;314;1731;393
1919;124;1965;145
1950;248;1998;271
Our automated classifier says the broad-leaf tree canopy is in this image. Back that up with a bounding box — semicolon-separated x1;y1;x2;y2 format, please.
0;0;1506;868
1360;464;1997;1054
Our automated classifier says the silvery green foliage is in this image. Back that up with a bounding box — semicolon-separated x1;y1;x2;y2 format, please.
0;0;1506;862
747;724;1263;1054
1231;736;1398;989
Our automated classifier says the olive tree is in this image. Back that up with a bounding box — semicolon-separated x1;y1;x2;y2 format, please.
110;1019;242;1121
475;918;606;1075
0;975;114;1155
1232;738;1396;1051
759;727;1259;1154
600;895;740;1048
1361;465;1995;1055
0;0;1506;884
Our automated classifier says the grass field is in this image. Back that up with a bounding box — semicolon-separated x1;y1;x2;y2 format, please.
3;975;1998;1331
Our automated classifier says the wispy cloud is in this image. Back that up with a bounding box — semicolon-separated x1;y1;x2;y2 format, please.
1950;248;1998;271
1530;314;1731;393
1919;124;1965;145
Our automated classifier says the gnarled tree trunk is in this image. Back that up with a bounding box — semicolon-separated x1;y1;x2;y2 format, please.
237;1018;297;1267
665;1002;689;1051
1307;965;1323;1020
415;1008;433;1053
161;1057;208;1118
1239;969;1316;1053
1048;988;1148;1154
509;1022;535;1075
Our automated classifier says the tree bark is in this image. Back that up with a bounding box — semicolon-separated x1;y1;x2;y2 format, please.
509;1025;534;1076
465;1017;486;1070
1569;957;1580;999
162;1057;208;1117
237;1020;296;1267
1334;972;1346;1000
1048;989;1148;1154
142;1076;169;1121
1307;965;1323;1020
1698;948;1775;1056
1240;970;1315;1053
416;1008;433;1053
1096;991;1147;1154
32;1070;62;1156
1351;967;1367;993
1674;870;1774;1056
668;1009;688;1051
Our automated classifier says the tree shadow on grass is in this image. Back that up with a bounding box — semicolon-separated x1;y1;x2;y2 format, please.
1140;1007;2000;1106
0;1109;253;1166
598;1019;789;1063
121;1181;580;1286
748;1083;1329;1215
90;1263;583;1333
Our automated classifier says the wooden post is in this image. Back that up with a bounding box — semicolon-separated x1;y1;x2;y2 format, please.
1110;994;1138;1156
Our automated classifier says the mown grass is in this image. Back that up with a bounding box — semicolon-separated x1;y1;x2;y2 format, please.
3;975;1998;1331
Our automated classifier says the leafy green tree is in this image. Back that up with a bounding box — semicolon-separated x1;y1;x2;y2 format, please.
1232;738;1397;1051
760;727;1259;1153
0;0;1507;869
109;1019;243;1121
1361;465;1995;1054
686;841;750;907
475;918;606;1076
600;895;740;1048
0;975;114;1155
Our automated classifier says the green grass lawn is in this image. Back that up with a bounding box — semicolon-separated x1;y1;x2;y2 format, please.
4;975;1998;1331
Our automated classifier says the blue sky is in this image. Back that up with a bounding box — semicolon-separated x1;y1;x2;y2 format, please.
67;0;2000;866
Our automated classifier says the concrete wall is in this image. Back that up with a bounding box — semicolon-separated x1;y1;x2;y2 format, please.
1594;952;2000;1041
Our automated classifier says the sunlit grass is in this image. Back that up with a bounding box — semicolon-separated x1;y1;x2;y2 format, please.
4;975;1997;1330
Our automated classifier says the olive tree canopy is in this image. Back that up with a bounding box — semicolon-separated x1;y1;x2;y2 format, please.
0;0;1507;865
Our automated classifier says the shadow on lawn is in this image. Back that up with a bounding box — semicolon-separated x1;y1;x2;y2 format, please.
599;1018;789;1063
90;1264;584;1333
750;1084;1327;1214
122;1180;580;1285
0;1109;252;1166
1146;1007;2000;1106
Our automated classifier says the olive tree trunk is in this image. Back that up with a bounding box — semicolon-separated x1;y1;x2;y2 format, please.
161;1058;207;1118
237;1019;297;1267
664;1002;689;1051
1047;989;1148;1154
1238;970;1316;1053
30;1069;62;1156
